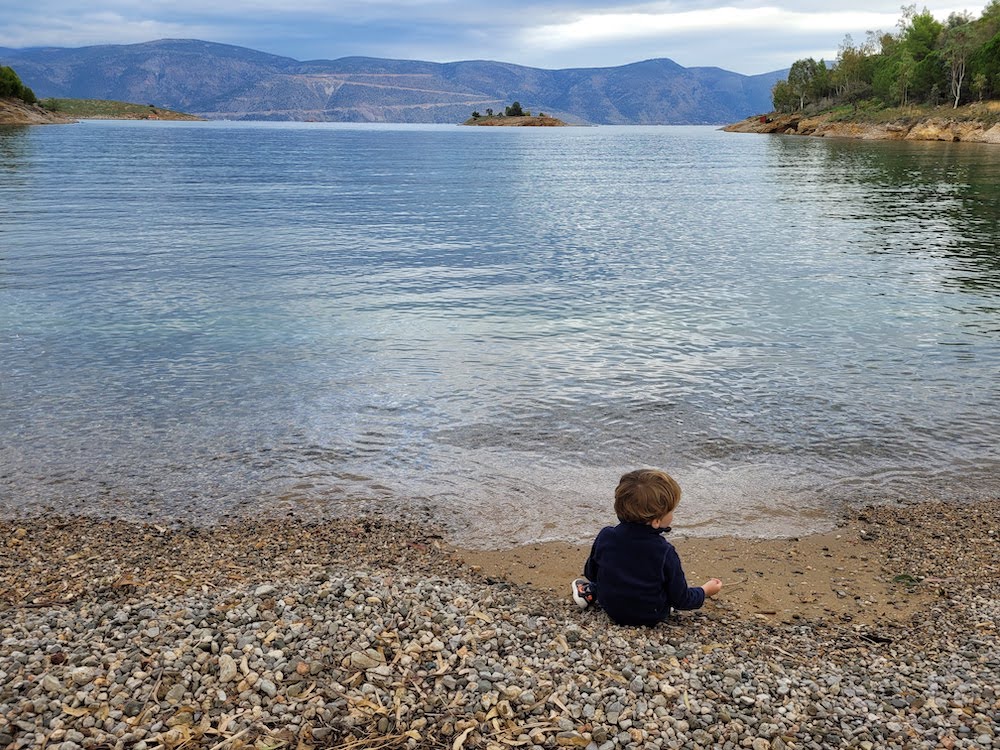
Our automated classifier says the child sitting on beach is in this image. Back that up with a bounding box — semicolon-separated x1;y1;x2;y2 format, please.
572;468;722;626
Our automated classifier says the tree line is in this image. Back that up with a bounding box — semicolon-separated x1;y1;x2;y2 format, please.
0;66;38;104
471;102;538;119
772;2;1000;112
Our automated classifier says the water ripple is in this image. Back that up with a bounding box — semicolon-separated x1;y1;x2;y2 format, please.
2;122;999;546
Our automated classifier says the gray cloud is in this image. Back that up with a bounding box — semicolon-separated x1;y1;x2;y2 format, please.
0;1;979;74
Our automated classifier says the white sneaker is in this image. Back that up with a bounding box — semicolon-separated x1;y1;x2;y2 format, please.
571;578;595;609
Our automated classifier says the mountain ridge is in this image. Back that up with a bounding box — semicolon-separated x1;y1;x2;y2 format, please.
0;39;786;124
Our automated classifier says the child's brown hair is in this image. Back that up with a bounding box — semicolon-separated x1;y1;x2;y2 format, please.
614;469;681;523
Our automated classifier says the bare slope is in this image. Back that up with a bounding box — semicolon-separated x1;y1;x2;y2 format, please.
1;39;784;124
0;97;74;124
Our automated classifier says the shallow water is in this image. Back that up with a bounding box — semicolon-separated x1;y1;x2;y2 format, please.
1;121;999;546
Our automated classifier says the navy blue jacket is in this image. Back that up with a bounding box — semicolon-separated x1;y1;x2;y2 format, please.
583;521;705;626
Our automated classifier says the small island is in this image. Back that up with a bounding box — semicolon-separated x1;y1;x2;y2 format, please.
462;101;568;126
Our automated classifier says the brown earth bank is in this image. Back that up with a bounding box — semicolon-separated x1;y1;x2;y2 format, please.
463;115;568;127
0;98;75;125
724;105;1000;144
41;99;203;121
67;110;202;122
0;97;202;124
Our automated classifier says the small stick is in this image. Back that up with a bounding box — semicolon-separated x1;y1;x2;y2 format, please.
206;724;256;750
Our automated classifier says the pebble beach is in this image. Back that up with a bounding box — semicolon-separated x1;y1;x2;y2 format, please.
1;500;998;750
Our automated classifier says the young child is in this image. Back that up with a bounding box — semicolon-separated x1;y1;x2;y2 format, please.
572;468;722;626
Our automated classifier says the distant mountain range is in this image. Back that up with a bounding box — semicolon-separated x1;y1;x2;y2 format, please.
0;39;786;125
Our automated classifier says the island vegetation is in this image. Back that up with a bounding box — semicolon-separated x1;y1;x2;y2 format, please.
463;101;567;126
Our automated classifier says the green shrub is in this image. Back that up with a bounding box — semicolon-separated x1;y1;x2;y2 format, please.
0;66;37;104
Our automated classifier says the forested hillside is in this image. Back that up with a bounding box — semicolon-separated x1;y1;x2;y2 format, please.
771;2;1000;112
0;65;37;103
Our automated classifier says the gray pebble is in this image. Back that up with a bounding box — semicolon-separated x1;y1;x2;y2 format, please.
2;512;996;750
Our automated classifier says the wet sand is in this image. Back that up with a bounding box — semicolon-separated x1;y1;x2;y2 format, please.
457;502;994;627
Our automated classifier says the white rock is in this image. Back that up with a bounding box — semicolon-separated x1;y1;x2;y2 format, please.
69;668;97;686
218;655;239;683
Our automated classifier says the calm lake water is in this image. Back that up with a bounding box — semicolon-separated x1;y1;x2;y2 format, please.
1;120;999;547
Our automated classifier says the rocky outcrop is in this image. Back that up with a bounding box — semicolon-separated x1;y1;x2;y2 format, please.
724;112;1000;144
900;117;1000;143
0;98;75;125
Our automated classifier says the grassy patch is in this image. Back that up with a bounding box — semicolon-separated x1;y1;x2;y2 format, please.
892;573;923;589
41;98;200;120
818;100;1000;126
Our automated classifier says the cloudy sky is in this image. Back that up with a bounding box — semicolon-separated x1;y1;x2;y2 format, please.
0;1;981;75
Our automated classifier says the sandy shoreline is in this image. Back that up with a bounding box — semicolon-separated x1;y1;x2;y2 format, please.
459;515;928;628
4;501;978;626
1;498;997;749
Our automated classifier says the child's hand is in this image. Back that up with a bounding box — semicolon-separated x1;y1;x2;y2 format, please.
701;578;723;597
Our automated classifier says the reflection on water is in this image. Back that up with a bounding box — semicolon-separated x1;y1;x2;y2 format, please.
0;126;31;161
1;122;998;547
771;136;1000;307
